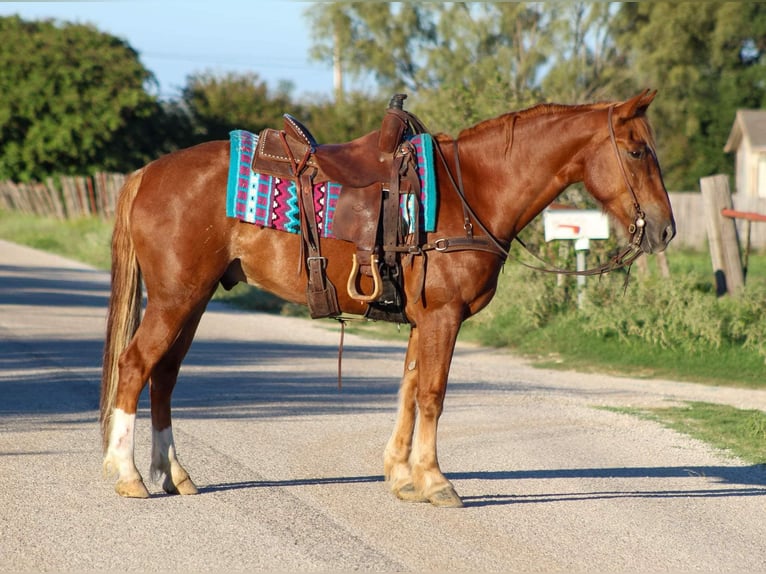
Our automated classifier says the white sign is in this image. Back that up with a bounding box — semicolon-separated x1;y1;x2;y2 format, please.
543;209;610;242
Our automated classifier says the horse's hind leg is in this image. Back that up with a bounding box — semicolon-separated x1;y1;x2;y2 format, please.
149;302;210;495
104;299;207;498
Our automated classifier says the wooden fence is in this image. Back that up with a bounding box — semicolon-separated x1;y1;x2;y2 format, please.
0;172;125;219
668;191;766;250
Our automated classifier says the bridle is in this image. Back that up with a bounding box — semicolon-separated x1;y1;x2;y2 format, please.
429;104;649;278
607;104;647;260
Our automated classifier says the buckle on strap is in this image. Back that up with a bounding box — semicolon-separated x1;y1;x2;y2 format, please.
306;256;327;269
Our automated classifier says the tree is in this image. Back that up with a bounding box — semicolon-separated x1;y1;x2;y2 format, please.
301;92;385;143
541;2;632;102
306;3;630;134
413;3;549;131
307;3;437;96
179;71;296;143
0;16;162;181
613;3;766;190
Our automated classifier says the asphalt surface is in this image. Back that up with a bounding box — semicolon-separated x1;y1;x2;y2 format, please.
2;238;766;572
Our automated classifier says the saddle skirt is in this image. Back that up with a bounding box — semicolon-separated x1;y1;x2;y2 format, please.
225;129;437;238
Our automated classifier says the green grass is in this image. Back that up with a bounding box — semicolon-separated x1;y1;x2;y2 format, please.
484;313;766;388
0;211;114;270
607;402;766;465
459;246;766;389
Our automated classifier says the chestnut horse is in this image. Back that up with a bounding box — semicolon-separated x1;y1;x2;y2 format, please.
100;90;675;507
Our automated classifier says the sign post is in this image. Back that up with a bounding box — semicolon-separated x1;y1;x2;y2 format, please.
543;209;610;307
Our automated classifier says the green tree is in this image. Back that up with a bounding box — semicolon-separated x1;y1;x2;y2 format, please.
414;3;549;131
0;16;162;181
308;2;766;189
542;2;633;102
300;92;385;143
308;3;542;132
308;3;437;95
180;71;296;143
613;2;766;190
307;3;629;133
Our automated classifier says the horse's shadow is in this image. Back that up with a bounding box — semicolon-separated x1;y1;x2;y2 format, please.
197;465;766;507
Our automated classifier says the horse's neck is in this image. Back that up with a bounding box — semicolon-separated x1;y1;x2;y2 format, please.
456;109;598;241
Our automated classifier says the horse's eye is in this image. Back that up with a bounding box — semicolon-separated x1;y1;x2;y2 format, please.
628;148;645;160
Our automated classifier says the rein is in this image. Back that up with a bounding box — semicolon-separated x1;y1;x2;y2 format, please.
425;104;648;278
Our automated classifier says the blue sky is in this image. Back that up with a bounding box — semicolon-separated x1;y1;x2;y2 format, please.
0;1;336;100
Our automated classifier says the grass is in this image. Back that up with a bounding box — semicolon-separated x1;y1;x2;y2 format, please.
500;315;766;387
460;246;766;389
607;402;766;465
213;282;307;316
0;211;114;270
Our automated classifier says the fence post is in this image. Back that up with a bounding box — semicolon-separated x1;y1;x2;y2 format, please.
700;174;744;295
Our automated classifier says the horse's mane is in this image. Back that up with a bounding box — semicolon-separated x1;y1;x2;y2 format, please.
456;100;656;150
514;100;615;119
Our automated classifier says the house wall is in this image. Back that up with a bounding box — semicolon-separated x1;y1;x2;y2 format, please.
758;153;766;197
735;146;747;195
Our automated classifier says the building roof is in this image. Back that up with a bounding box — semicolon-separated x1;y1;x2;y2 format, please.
724;109;766;152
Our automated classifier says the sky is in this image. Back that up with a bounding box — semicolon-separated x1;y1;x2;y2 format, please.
0;1;337;100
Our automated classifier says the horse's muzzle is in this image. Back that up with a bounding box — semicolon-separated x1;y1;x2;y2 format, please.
643;219;676;253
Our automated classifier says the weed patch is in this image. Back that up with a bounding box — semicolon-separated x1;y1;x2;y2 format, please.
606;403;766;465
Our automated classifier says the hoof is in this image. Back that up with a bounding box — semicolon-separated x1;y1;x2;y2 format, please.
394;483;429;503
163;475;199;496
428;486;464;508
115;479;150;499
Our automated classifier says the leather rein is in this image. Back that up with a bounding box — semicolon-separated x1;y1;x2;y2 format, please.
421;104;648;277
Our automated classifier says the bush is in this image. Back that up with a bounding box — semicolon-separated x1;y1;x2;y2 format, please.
579;275;766;360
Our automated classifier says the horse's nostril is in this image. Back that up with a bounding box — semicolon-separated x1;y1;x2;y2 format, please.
662;223;676;245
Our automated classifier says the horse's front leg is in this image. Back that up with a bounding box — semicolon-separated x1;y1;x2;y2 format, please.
384;312;463;507
410;312;463;507
384;327;424;501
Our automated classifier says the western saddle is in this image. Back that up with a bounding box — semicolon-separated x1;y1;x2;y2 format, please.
252;94;428;322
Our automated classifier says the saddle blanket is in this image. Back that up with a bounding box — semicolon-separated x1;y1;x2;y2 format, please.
225;129;436;238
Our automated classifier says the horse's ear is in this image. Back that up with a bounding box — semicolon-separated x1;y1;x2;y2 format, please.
615;89;657;120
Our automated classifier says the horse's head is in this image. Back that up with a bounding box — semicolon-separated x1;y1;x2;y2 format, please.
584;90;675;254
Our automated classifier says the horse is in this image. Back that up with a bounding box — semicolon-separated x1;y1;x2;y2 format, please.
100;89;675;508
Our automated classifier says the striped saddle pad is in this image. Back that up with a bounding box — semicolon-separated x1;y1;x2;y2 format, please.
225;129;436;238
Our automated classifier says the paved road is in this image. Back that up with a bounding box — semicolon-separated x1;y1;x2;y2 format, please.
2;238;766;572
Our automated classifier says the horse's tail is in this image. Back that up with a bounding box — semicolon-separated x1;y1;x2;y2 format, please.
100;168;145;451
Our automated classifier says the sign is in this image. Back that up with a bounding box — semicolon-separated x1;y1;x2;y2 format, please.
543;209;610;242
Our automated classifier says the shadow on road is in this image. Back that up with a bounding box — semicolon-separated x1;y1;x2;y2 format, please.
194;465;766;506
0;334;404;418
0;264;110;308
200;474;385;494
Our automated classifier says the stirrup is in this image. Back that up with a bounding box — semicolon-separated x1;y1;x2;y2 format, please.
347;253;383;302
